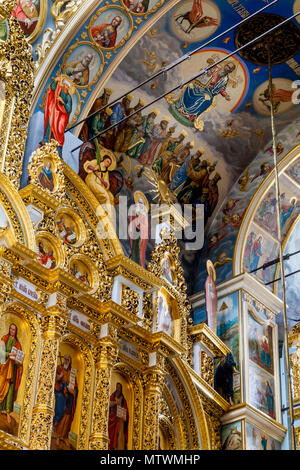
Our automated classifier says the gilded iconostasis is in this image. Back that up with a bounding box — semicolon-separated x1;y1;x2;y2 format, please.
0;0;299;452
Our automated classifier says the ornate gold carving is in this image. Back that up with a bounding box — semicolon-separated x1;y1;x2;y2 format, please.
29;311;68;449
142;367;165;449
89;338;119;450
0;0;17;19
0;17;34;189
121;284;140;316
28;140;67;203
295;426;300;450
291;346;300;402
142;291;154;331
148;229;191;361
201;351;214;388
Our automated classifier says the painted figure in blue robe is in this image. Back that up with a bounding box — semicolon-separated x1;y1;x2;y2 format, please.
281;198;297;229
169;62;236;128
249;235;262;272
265;380;275;419
53;354;78;448
260;335;271;369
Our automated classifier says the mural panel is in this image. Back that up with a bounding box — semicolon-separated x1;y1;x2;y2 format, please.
249;362;275;420
248;309;273;374
221;420;242;450
246;421;281;450
216;292;240;404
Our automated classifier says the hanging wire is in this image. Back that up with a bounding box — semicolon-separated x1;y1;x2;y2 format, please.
249;249;300;274
65;0;280;134
70;12;300;155
267;46;297;450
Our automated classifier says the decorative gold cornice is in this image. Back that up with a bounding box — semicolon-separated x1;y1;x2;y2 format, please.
189;323;231;357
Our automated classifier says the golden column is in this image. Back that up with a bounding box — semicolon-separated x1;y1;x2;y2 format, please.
29;295;68;450
142;359;165;450
89;326;119;450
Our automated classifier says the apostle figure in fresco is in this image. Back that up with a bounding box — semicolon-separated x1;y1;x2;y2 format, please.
280;197;297;230
249;235;263;272
124;0;149;13
65;53;94;87
205;260;217;334
114;98;145;152
265;380;275;419
80;87;112;142
139;117;170;166
169;62;236;127
53;354;78;449
12;0;39;37
176;158;209;204
108;94;133;149
42;75;74;157
0;324;23;426
108;382;129;450
38;161;54;191
126;109;158;159
128;192;149;268
249;327;260;362
260;336;271;369
244;232;256;270
91;16;122;48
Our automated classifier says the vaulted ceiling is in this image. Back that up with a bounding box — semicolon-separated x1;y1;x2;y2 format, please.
14;0;300;295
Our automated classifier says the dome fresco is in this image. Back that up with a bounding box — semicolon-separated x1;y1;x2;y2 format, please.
21;0;300;297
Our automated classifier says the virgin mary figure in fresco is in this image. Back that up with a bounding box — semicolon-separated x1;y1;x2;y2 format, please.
168;61;236;128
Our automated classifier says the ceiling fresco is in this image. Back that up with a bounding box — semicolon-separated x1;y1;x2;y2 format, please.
19;0;300;297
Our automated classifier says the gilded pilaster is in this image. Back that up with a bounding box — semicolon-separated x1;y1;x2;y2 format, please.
89;328;119;450
142;360;165;450
0;258;12;310
29;296;68;450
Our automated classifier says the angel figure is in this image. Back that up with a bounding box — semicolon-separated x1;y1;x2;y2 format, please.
140;48;160;74
175;0;219;35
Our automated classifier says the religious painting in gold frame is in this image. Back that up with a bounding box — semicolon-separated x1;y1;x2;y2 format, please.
11;0;47;43
108;371;132;451
0;311;30;438
51;342;84;450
